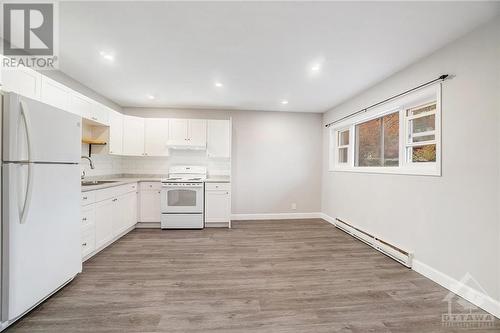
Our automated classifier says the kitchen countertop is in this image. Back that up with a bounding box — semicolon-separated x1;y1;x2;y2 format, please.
205;176;231;183
81;174;231;192
81;177;162;192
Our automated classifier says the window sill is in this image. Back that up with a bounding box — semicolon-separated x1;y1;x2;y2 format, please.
329;165;441;177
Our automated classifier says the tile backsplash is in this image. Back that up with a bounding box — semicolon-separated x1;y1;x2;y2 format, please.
81;144;230;178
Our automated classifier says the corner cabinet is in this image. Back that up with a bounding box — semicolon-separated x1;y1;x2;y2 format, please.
205;182;231;228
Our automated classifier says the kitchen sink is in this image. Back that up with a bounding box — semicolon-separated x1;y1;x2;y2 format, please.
81;180;119;186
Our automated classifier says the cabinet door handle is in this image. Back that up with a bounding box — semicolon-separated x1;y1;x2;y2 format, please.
83;196;88;200
82;242;87;246
82;217;87;221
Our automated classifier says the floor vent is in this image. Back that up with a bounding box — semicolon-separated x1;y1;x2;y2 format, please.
335;218;413;268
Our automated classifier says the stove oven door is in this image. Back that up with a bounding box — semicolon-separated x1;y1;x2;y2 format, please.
161;183;204;213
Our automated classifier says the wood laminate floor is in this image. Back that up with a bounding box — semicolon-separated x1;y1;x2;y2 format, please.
8;219;500;332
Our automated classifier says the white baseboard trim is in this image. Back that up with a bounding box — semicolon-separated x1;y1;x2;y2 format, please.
135;222;161;229
231;212;322;221
413;260;500;319
320;212;500;319
319;213;336;225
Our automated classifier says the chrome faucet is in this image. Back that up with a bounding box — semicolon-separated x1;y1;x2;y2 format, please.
81;156;95;169
80;156;95;180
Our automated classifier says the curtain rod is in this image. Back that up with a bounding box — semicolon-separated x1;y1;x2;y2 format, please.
325;74;450;128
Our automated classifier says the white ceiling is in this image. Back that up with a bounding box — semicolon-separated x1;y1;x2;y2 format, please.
59;1;500;113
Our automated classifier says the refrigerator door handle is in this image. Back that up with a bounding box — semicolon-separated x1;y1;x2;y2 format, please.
19;100;33;162
20;163;34;224
18;100;35;224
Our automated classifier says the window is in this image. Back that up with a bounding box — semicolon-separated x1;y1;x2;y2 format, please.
337;129;350;164
355;112;399;167
405;102;437;163
329;85;441;176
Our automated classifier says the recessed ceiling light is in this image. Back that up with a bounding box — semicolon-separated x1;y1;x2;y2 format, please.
214;82;223;88
281;100;289;105
311;64;321;72
99;51;114;62
147;94;155;100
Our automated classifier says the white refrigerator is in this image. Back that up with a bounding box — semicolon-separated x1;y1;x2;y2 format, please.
0;92;82;328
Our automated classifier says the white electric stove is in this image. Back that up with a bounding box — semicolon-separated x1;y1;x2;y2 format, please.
160;166;207;229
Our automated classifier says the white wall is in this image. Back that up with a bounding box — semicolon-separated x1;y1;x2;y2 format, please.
124;108;323;215
322;17;500;306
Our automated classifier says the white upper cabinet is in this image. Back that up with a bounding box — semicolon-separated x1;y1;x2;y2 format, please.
108;110;123;155
188;119;207;148
70;93;93;120
91;102;110;126
40;76;72;113
144;118;169;156
168;119;189;146
122;115;145;156
1;66;41;100
207;120;231;158
1;65;113;126
168;119;206;149
70;92;109;126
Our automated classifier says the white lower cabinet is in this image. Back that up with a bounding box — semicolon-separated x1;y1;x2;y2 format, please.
81;206;96;257
81;224;96;258
205;182;231;227
139;182;161;222
94;198;115;249
119;191;138;231
81;183;138;261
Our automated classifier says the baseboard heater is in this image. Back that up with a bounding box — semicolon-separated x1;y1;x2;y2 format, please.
334;218;413;268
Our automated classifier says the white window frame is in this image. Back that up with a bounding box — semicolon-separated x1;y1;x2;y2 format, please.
332;127;351;168
329;84;441;176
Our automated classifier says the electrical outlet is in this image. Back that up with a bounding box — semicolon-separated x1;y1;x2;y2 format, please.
291;203;297;210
